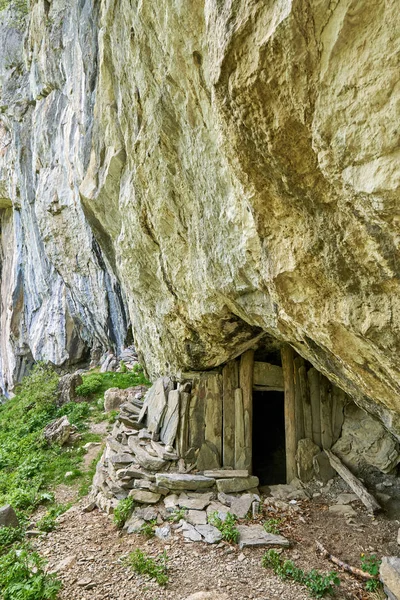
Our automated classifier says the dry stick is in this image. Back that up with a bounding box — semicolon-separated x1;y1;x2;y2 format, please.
325;449;381;514
316;541;377;581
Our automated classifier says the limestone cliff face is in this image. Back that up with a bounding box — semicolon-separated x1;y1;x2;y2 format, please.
1;0;400;437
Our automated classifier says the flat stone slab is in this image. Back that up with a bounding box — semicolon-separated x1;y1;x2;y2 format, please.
336;493;358;505
125;516;145;534
164;494;180;509
178;492;213;510
155;524;171;541
237;525;290;550
216;476;259;494
328;504;356;517
380;556;400;600
195;524;222;544
187;510;207;526
203;470;249;479
156;473;215;491
134;506;159;521
206;502;230;521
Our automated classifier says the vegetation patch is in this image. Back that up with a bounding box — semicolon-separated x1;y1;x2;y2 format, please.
263;518;282;535
208;511;239;543
76;366;150;402
360;554;382;592
113;497;135;529
262;549;340;598
127;549;169;586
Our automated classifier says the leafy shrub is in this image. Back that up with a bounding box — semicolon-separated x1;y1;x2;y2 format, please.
208;511;239;543
14;363;59;411
75;376;103;397
263;518;282;535
0;526;24;553
57;401;90;428
0;544;62;599
360;554;382;592
127;549;168;586
76;368;150;401
113;497;135;529
262;550;340;598
140;520;157;538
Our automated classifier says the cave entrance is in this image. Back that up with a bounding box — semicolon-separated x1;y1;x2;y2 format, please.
252;390;286;485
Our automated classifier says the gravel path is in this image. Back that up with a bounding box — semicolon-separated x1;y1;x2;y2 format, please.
34;499;311;600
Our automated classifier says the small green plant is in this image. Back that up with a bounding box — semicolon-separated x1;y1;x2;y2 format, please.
0;526;25;553
57;401;90;428
360;554;382;592
140;519;157;538
208;511;239;543
262;549;340;598
263;518;282;535
127;549;168;586
0;544;62;599
76;375;103;397
107;410;119;424
119;361;128;373
37;503;70;533
113;497;135;529
167;508;186;523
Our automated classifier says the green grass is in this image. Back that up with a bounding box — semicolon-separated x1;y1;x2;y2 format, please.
263;518;282;535
76;366;150;402
127;549;169;586
262;549;340;598
113;497;135;529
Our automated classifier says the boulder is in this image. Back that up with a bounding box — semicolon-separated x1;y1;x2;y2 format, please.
156;473;215;491
230;494;254;519
195;524;222;544
43;416;74;446
181;521;203;542
104;388;127;412
216;476;259;494
187;510;208;526
57;372;83;407
0;505;19;528
313;452;336;483
380;557;400;600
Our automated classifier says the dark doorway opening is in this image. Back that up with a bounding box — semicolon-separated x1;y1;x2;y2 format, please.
252;391;286;485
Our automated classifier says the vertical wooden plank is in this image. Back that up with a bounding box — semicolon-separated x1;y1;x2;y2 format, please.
294;357;305;442
204;374;223;461
320;375;333;449
299;364;313;440
332;385;345;444
239;349;254;473
188;376;205;450
177;391;190;457
308;368;321;447
222;361;238;467
234;388;246;469
281;345;297;483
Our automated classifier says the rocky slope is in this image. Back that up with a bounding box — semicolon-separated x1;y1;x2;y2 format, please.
0;0;399;437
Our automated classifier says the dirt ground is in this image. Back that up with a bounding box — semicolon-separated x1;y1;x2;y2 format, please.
31;477;398;600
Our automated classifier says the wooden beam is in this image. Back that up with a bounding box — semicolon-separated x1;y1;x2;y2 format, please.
294;357;305;442
222;361;238;467
320;375;333;449
332;385;346;444
325;449;381;514
281;345;297;483
239;349;254;473
299;364;312;440
308;368;321;447
253;362;284;390
234;388;246;469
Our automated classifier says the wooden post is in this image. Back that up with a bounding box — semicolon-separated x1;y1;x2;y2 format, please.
332;385;345;444
299;364;312;440
222;361;238;467
320;375;333;449
308;368;321;447
294;357;305;442
234;388;246;469
281;345;297;483
239;349;254;473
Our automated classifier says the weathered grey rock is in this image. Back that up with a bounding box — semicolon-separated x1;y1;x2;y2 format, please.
229;494;254;519
133;479;169;495
104;388;126;412
134;506;159;521
109;453;135;469
313;452;336;484
43;416;73;446
160;389;180;447
328;504;356;517
139;378;171;434
216;476;259;494
125;516;145;534
336;493;358;505
178;492;213;510
156;473;215;491
195;524;222;544
57;373;83;407
128;437;167;471
181;521;202;542
0;505;18;528
268;480;308;501
237;525;290;550
187;510;208;526
164;494;180;509
206;502;230;521
380;557;400;600
332;404;400;474
296;438;320;483
155;524;171;541
128;489;161;504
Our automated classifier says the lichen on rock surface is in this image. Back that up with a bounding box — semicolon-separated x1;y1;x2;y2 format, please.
0;0;400;438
